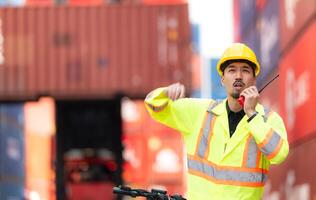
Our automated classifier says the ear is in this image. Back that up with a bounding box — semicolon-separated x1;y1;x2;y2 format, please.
221;75;224;86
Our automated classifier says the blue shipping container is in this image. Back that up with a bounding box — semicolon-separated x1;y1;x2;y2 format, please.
210;58;226;100
0;104;24;178
258;0;280;86
191;23;201;54
0;181;24;199
238;0;257;37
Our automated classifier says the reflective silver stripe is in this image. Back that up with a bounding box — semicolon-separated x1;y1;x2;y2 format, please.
188;158;267;184
197;113;214;158
246;137;258;168
197;100;222;158
263;106;271;122
260;132;281;156
207;100;222;112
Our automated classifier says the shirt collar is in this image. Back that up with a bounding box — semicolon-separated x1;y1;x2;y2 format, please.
225;101;245;115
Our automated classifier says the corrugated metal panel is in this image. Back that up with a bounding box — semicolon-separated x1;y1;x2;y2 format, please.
280;0;316;53
279;21;316;144
263;136;316;200
0;4;191;100
0;104;24;178
257;0;280;86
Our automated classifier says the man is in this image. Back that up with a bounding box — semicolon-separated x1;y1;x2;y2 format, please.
144;43;289;200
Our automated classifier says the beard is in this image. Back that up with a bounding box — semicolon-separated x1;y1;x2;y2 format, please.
231;91;240;99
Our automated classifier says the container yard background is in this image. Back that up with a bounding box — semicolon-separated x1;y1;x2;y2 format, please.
0;0;315;200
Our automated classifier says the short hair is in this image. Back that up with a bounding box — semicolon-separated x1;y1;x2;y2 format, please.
220;59;256;76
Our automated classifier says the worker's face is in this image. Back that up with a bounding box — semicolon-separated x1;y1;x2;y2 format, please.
221;62;256;99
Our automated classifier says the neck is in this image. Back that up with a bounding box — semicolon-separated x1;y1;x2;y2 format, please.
227;96;243;112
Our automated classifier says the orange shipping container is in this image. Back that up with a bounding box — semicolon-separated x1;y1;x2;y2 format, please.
24;97;56;200
0;4;191;100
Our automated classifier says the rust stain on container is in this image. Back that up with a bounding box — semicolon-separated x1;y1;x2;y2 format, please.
0;4;191;100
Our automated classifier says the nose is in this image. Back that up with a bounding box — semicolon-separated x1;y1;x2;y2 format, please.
235;69;243;79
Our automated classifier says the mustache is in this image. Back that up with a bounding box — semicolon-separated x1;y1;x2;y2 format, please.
233;80;245;87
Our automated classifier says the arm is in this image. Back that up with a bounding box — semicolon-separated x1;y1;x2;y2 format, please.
144;83;211;135
247;111;289;164
242;86;289;164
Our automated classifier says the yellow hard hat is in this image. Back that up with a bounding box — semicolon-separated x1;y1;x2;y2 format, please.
216;43;260;76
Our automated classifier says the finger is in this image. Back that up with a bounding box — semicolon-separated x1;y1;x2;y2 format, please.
170;85;177;100
241;89;249;97
179;85;186;98
249;86;258;94
167;84;175;100
174;85;182;100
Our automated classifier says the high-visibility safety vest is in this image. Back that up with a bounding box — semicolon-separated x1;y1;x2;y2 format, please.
145;88;289;200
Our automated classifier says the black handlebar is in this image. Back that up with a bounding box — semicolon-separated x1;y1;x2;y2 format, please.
113;185;186;200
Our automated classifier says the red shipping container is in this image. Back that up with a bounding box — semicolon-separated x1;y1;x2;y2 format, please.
263;135;316;200
67;0;103;6
123;134;148;183
146;132;185;184
279;21;316;144
280;0;316;51
0;5;191;100
67;182;114;200
259;70;280;113
122;100;186;187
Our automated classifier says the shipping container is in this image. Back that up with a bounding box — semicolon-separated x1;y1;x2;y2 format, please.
0;104;24;178
146;132;184;184
232;0;240;41
237;0;257;38
210;58;226;100
280;0;316;53
259;69;280;113
24;97;56;200
0;181;24;199
240;19;261;66
0;4;191;100
257;0;280;86
26;0;54;6
122;100;186;195
190;23;200;54
279;20;316;144
263;134;316;200
66;182;115;200
56;99;123;199
67;0;103;6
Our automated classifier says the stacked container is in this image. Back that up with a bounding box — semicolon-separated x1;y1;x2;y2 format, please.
122;99;186;197
0;4;191;100
234;0;316;199
0;103;25;199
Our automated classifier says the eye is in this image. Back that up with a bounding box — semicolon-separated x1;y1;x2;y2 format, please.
243;68;251;73
228;68;236;72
